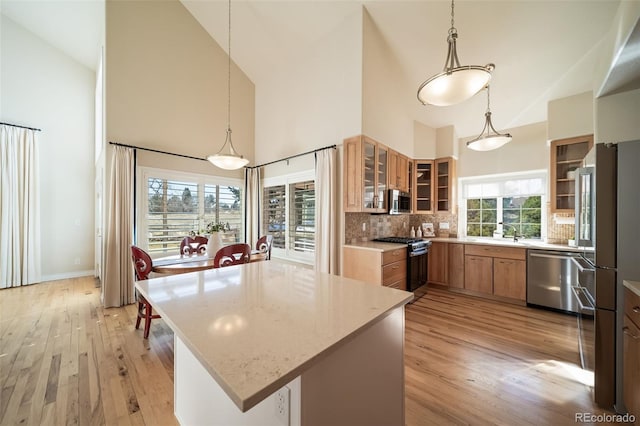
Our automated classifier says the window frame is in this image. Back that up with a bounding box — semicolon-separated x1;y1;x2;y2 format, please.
459;170;547;240
263;170;315;265
137;166;244;257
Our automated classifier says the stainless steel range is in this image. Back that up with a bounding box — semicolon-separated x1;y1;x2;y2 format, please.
373;237;432;294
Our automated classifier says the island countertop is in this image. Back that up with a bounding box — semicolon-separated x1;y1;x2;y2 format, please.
134;260;413;412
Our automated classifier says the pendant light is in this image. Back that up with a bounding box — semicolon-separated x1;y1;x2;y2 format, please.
417;0;494;107
207;0;249;170
467;85;512;151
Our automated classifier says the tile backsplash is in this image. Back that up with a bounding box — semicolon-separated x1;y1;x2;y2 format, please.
345;211;458;244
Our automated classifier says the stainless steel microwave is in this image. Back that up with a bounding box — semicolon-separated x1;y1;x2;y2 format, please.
388;189;411;214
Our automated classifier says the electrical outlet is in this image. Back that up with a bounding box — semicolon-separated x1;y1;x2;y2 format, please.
362;222;366;232
274;386;290;425
74;257;81;265
439;222;450;230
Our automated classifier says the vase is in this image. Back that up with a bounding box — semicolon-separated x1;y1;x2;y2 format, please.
206;232;223;258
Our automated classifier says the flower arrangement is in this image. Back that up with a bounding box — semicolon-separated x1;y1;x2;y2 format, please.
190;221;231;237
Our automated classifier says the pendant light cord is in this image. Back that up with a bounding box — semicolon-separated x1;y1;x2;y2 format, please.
449;0;456;34
485;85;491;114
227;0;232;132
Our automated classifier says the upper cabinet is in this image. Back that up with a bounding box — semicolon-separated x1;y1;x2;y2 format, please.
388;150;410;193
344;135;388;213
414;160;434;213
435;157;456;213
550;135;593;213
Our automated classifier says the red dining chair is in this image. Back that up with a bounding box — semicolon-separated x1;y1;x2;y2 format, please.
180;235;208;256
213;243;251;268
131;245;161;339
255;235;273;260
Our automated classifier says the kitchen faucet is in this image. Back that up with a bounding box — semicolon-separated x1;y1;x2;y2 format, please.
499;222;519;242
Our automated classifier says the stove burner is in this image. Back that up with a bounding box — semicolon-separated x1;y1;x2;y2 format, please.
374;237;425;244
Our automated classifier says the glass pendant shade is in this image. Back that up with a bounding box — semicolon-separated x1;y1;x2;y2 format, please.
467;110;512;151
417;0;493;107
207;128;249;170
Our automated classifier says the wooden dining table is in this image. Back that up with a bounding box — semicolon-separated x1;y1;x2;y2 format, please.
151;250;267;275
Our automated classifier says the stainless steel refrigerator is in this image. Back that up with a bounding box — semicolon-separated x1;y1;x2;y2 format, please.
575;140;640;411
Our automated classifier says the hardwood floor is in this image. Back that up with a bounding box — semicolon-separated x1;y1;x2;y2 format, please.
0;277;614;425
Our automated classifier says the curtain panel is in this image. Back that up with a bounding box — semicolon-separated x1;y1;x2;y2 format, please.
314;148;338;274
103;146;135;307
0;125;41;288
244;167;262;247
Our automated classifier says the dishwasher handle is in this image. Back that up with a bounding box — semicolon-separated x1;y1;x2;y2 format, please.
529;252;581;260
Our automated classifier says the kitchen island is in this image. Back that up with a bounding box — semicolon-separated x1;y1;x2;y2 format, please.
135;260;412;426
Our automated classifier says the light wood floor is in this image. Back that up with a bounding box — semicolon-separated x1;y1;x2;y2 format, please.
0;277;614;425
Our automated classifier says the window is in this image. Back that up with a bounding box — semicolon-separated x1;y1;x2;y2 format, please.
138;167;243;256
263;171;315;263
461;171;545;239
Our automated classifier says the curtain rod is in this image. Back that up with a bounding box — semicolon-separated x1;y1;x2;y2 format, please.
248;144;337;169
109;141;208;162
0;121;42;132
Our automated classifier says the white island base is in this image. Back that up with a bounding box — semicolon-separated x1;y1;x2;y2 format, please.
175;307;405;426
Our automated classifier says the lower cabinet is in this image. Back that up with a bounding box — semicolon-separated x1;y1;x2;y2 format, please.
427;242;448;285
343;246;407;291
463;244;527;302
624;287;640;420
448;243;465;289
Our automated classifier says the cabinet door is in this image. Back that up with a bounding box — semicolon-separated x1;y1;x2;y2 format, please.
435;158;456;212
362;139;377;211
376;144;388;211
397;154;409;192
464;255;492;294
414;160;434;213
388;149;398;190
427;242;448;285
493;258;526;300
448;243;465;289
623;315;640;420
550;135;593;213
343;137;363;212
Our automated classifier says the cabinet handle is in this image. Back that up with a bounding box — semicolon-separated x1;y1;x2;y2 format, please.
623;326;640;340
633;306;640;313
391;265;399;270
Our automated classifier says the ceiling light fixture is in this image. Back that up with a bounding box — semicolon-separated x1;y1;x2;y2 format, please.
467;85;512;151
207;0;249;170
417;0;494;107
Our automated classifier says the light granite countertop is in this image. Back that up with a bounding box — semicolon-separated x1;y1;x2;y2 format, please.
135;260;413;412
624;280;640;297
345;237;585;253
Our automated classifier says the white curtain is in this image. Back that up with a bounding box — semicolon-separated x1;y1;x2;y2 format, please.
0;125;41;288
244;167;262;246
103;146;135;307
315;148;338;274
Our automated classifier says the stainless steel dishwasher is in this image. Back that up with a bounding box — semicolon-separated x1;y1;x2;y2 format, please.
527;249;583;314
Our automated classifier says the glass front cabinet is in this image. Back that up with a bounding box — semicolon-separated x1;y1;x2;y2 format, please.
343;135;388;213
550;135;593;213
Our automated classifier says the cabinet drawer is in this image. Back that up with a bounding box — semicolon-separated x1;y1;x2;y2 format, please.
382;260;406;285
385;279;405;291
464;244;526;260
625;287;640;329
382;248;407;265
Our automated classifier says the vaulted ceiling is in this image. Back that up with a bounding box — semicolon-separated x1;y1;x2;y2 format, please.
3;0;637;139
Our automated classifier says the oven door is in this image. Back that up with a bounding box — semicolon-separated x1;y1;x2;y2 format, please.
572;285;595;372
407;248;428;292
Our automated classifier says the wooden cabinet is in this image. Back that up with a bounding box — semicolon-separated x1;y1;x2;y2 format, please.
448;243;465;289
435;157;456;213
493;258;526;300
427;242;448;285
388;150;410;193
343;246;407;291
550;135;593;212
463;244;526;302
414;160;434;213
343;135;388;213
624;286;640;420
464;255;493;294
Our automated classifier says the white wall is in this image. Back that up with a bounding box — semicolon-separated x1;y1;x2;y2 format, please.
413;120;436;159
1;15;96;281
547;91;594;141
254;4;362;165
595;88;640;143
457;121;548;178
361;9;413;157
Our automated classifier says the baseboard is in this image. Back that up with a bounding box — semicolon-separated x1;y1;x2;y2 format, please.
40;270;95;283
